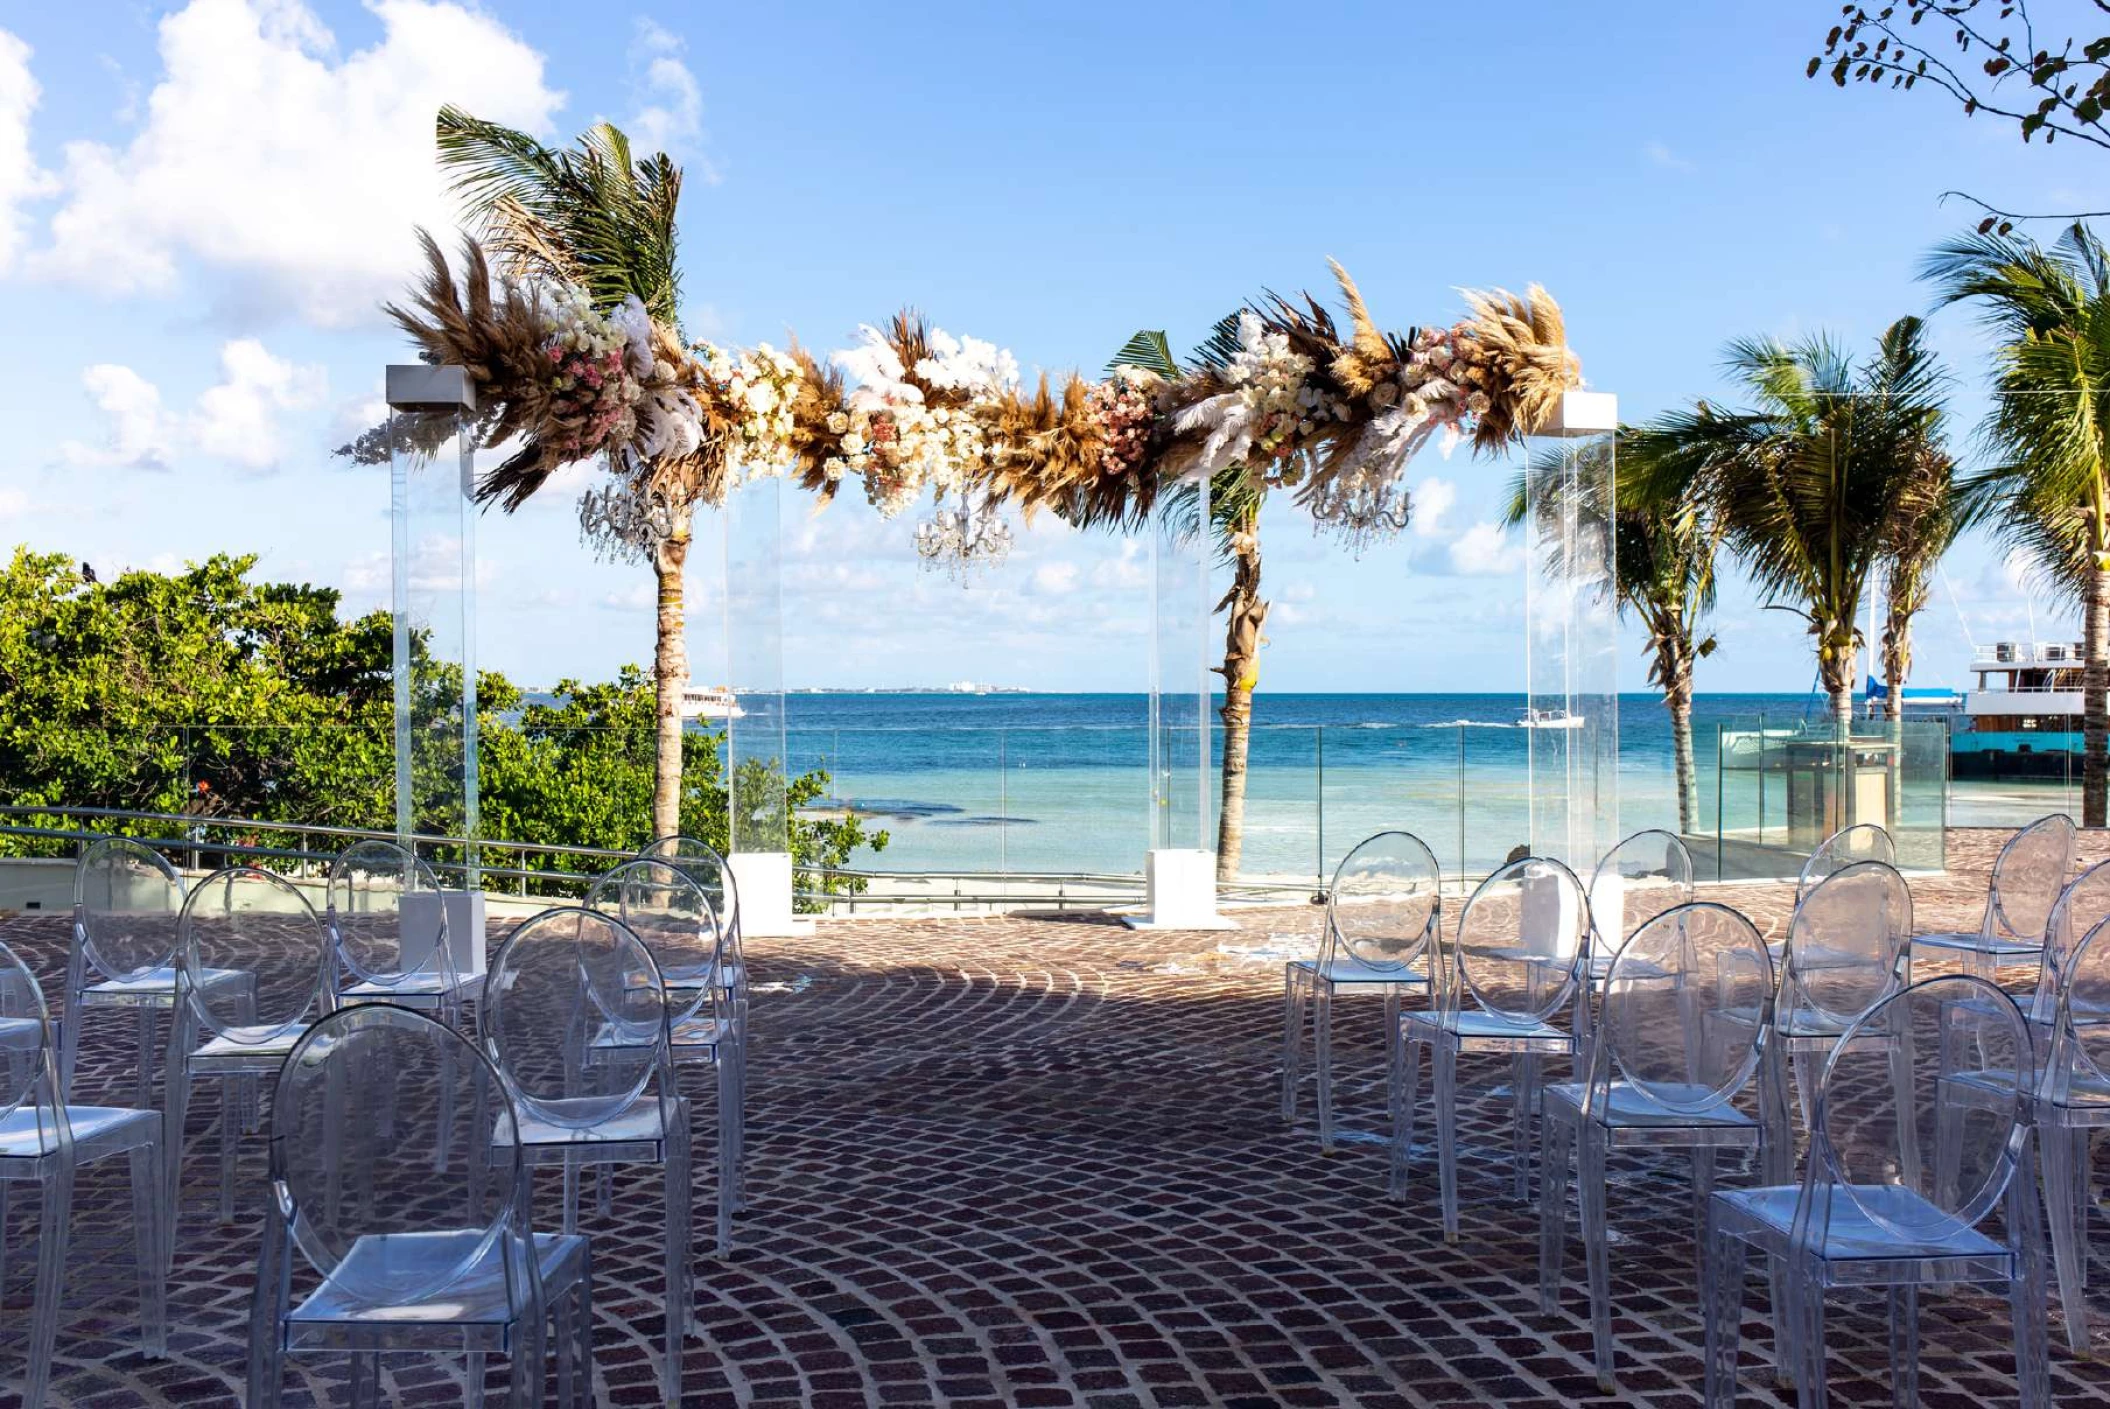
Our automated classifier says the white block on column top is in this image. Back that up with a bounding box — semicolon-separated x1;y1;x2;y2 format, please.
401;889;487;977
1123;848;1237;931
726;850;813;937
1546;389;1618;437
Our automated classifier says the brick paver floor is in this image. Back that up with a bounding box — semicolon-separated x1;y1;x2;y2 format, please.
5;828;2110;1406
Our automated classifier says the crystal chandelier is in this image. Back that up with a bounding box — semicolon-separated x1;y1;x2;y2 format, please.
914;492;1013;578
1303;465;1411;555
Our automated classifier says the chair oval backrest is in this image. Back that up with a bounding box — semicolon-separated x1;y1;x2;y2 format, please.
2049;916;2110;1104
74;836;186;982
584;859;721;1024
1796;823;1896;904
484;907;666;1131
2032;858;2110;1022
1817;975;2028;1244
272;1004;519;1307
1599;902;1771;1115
178;866;330;1045
0;938;54;1127
1322;831;1440;974
1587;829;1695;957
1781;860;1912;1031
1452;856;1588;1026
638;834;742;990
326;839;449;987
1989;813;2077;942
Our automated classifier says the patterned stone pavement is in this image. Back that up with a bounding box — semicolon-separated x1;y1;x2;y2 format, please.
5;829;2110;1406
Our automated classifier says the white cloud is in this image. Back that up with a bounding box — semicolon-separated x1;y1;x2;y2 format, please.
59;339;327;471
1644;139;1694;173
601;580;657;611
0;30;54;273
0;486;27;519
1090;539;1149;591
29;0;565;326
1410;476;1456;539
1031;561;1081;596
1448;521;1524;577
626;18;709;172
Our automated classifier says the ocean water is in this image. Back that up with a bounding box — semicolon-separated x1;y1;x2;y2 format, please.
759;692;2065;883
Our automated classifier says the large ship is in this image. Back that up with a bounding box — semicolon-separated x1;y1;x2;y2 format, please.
1950;640;2084;779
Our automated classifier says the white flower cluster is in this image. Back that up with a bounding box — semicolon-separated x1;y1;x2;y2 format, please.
914;330;1019;397
823;323;1018;520
701;340;803;487
1172;311;1343;483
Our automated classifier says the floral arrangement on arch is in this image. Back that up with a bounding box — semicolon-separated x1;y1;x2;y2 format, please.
352;238;1582;566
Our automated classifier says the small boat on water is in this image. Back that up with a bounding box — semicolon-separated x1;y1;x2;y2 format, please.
680;684;745;721
1948;641;2082;780
1516;707;1584;731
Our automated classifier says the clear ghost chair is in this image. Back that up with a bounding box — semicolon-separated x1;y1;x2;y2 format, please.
2025;858;2110;1037
1702;976;2048;1409
59;837;247;1104
485;906;689;1405
1540;902;1780;1392
2017;913;2110;1352
584;857;738;1253
164;865;333;1268
1719;859;1913;1137
327;840;471;1025
0;939;165;1408
1913;813;2075;981
637;835;745;1208
1392;856;1586;1241
1282;831;1439;1150
248;1003;593;1409
1796;823;1896;906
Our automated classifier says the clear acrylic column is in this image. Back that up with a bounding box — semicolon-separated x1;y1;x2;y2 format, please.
1523;391;1620;880
386;364;486;972
1129;471;1227;928
724;471;807;935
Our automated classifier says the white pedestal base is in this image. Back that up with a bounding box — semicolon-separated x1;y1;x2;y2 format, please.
402;889;488;976
1123;848;1237;931
727;850;814;937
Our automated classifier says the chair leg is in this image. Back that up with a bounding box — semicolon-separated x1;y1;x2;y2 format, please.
1511;1054;1538;1203
716;1056;736;1255
665;1120;694;1404
1390;1033;1421;1198
1579;1124;1614;1392
134;1006;156;1110
1315;979;1336;1151
1537;1109;1572;1315
576;1255;597;1409
130;1138;167;1357
218;1080;239;1224
2044;1120;2090;1354
349;1349;381;1409
246;1197;290;1409
28;1166;76;1409
466;1350;487;1408
1701;1205;1746;1409
1280;965;1304;1124
1886;1285;1917;1409
1435;1042;1460;1243
1796;1270;1829;1409
162;1054;189;1277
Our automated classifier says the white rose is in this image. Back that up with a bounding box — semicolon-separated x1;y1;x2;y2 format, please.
746;383;779;415
842;430;867;454
826;411;850;435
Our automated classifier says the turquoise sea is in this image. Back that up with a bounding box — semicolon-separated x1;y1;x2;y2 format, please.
756;692;2076;884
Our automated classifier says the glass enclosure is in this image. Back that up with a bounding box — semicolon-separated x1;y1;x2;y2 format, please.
1710;714;1948;877
725;471;790;857
1149;475;1211;855
385;371;479;880
1521;398;1620;878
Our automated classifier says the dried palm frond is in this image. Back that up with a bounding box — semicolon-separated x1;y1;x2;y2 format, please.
1325;259;1399;398
787;341;852;503
1459;284;1581;449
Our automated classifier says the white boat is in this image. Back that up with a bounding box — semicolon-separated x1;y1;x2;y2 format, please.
1517;707;1585;731
680;684;745;721
1951;640;2081;780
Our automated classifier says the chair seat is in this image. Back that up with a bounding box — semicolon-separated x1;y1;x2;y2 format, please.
0;1103;159;1159
341;971;483;1003
669;1014;731;1049
1912;931;2042;961
1544;1080;1759;1130
1404;1011;1572;1046
1288;957;1430;986
288;1229;586;1329
193;1027;303;1064
0;1015;39;1049
1715;1184;2006;1262
83;965;247;1000
1721;1001;1859;1041
501;1091;669;1149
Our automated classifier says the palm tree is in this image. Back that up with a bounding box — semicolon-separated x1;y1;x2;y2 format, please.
1877;444;1963;725
1923;222;2110;826
1623;318;1950;734
1506;436;1723;833
432;106;698;840
1099;326;1274;881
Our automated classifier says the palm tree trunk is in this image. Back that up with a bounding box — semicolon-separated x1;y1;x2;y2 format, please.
1882;591;1910;830
2087;559;2109;829
1214;516;1267;883
651;528;691;841
1821;639;1855;738
1667;657;1698;835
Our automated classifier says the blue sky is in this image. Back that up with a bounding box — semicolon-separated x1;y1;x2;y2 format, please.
0;1;2100;693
